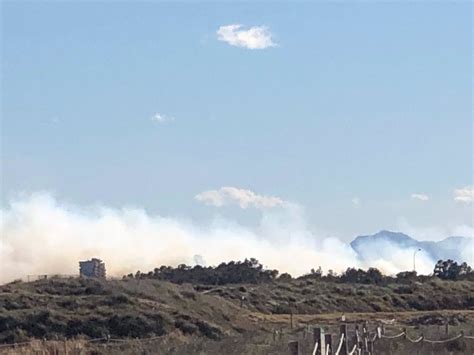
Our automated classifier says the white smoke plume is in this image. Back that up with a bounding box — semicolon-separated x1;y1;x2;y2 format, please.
0;192;438;284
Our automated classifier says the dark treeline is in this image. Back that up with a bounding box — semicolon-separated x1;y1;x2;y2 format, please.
125;258;278;285
123;258;473;285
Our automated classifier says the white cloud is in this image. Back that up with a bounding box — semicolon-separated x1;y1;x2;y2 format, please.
216;24;276;49
195;186;285;209
411;193;429;201
151;112;174;123
351;197;360;206
454;186;473;203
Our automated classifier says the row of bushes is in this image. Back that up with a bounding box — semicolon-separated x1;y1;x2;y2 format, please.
124;258;279;285
124;258;474;286
0;311;170;343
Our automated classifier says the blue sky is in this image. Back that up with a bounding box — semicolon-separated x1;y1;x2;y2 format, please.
1;1;472;240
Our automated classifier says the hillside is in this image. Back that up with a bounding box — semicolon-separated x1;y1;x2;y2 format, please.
1;276;473;348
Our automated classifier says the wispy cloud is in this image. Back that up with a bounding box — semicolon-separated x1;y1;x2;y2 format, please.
454;186;473;203
195;186;285;209
411;193;429;201
216;24;276;49
352;197;361;206
151;112;175;123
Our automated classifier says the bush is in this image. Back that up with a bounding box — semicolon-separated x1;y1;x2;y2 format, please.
340;267;384;284
0;315;18;332
66;318;107;338
131;258;280;285
394;285;414;294
180;290;196;300
195;320;222;340
175;319;198;335
108;315;155;337
106;293;131;305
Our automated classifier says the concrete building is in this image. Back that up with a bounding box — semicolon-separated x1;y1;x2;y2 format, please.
79;258;106;278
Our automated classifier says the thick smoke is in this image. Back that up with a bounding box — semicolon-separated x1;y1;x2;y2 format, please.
0;192;437;284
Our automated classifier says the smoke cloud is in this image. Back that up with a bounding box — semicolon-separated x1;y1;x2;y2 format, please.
1;192;438;284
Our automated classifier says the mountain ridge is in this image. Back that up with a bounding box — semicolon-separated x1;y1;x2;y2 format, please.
350;230;473;265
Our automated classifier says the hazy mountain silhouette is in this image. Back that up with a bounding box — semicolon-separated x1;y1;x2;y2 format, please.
351;230;473;264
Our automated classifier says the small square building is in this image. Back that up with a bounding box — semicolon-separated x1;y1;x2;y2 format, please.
79;258;106;278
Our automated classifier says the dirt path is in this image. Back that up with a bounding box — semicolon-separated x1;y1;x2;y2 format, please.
246;309;474;327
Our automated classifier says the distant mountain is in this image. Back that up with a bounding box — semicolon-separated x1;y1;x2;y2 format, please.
350;230;473;265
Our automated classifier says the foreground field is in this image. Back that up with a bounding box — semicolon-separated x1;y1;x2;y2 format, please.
1;277;473;354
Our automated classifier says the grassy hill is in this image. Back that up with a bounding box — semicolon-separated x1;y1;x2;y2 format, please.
1;276;473;349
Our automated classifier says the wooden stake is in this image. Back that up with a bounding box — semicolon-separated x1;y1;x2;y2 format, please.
313;327;326;355
339;324;349;355
325;334;333;355
288;341;300;355
367;338;373;355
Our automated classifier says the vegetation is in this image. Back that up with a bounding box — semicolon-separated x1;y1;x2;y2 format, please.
124;258;474;285
0;258;473;349
124;258;279;285
434;259;473;280
2;310;474;355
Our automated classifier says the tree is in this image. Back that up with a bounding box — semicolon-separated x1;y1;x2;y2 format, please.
434;259;472;280
310;266;323;278
129;258;279;285
396;271;417;283
278;273;292;282
367;267;383;284
341;267;383;284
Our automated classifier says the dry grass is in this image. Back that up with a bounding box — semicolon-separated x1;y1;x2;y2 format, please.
1;277;473;354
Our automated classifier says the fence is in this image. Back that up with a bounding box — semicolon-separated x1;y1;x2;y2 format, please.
0;336;165;354
15;274;123;283
285;322;474;355
0;322;473;354
20;275;78;283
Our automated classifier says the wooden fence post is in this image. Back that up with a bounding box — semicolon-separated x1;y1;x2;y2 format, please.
313;327;326;355
339;324;349;355
355;325;361;349
320;328;326;355
367;338;373;355
325;334;333;355
362;324;368;354
376;326;382;339
288;340;300;355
